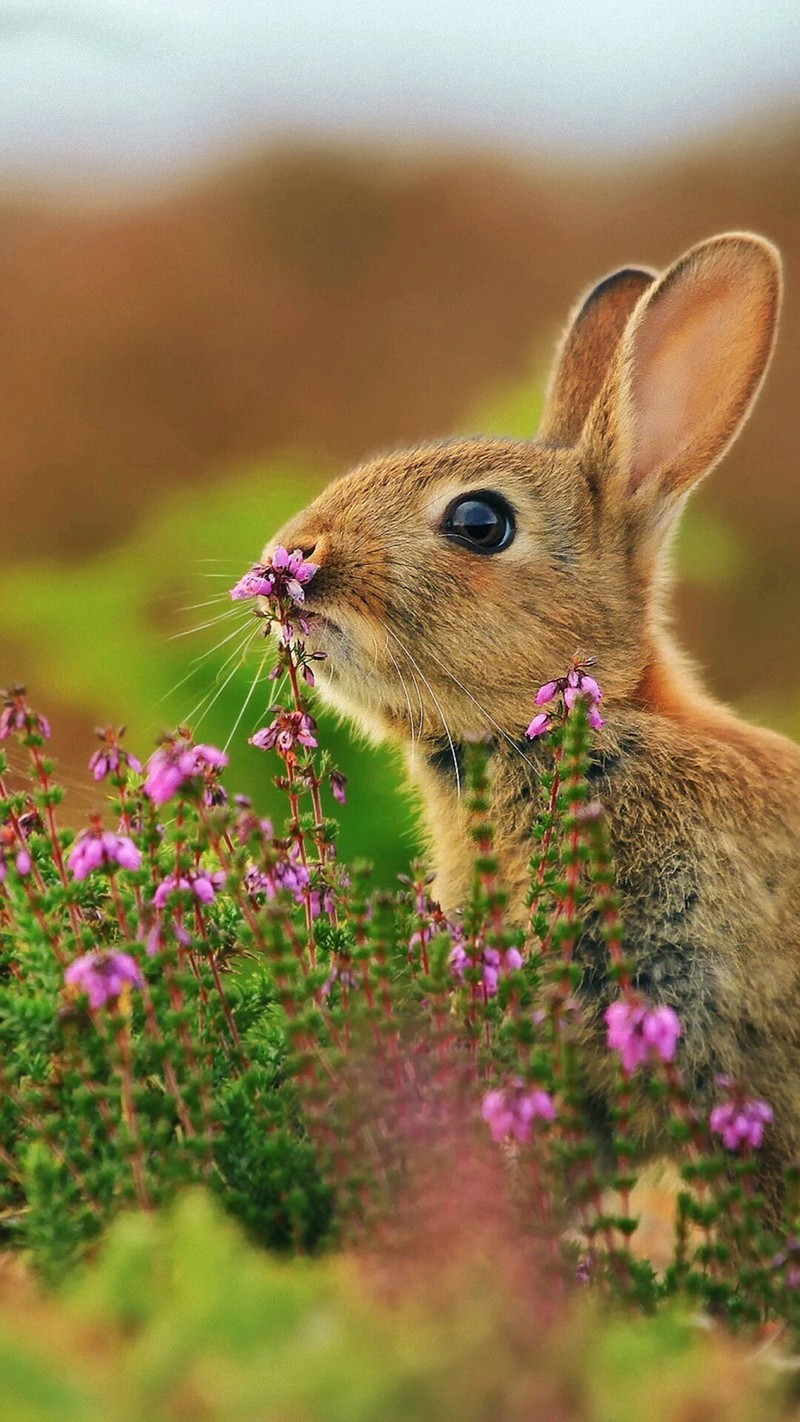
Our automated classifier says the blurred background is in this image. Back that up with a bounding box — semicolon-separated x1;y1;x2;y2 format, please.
1;0;799;880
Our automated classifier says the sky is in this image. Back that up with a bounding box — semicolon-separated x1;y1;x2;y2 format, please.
1;0;799;186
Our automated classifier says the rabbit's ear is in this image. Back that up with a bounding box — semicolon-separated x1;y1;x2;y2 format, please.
538;267;655;445
598;233;781;512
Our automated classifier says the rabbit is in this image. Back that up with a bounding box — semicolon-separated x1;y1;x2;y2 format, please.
266;233;800;1199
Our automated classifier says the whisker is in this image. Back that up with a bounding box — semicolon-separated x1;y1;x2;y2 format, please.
169;606;245;640
154;614;257;709
382;637;418;760
175;595;237;614
224;646;271;752
424;644;539;772
384;626;461;796
184;625;261;733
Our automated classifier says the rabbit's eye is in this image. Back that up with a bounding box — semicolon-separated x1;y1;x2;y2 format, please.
442;491;515;554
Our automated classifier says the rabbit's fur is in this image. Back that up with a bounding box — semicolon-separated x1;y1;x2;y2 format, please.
269;234;800;1191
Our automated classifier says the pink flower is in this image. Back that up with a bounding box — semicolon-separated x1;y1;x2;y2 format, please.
144;739;228;805
249;710;318;756
535;680;558;706
330;770;348;805
525;712;552;740
450;941;524;996
68;826;142;879
88;730;143;782
230;547;318;606
153;868;227;910
230;567;276;600
527;661;605;738
64;950;143;1010
15;849;31;876
710;1080;773;1152
0;689;51;742
605;999;681;1075
482;1079;556;1144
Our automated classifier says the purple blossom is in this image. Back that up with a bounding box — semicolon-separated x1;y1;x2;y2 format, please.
710;1082;773;1152
230;546;319;606
534;681;558;706
244;846;311;905
144;738;228;805
230;567;276;600
330;769;348;805
249;709;318;756
88;729;143;782
525;712;552;740
68;825;142;879
482;1079;556;1144
0;690;51;742
450;940;523;997
64;950;143;1010
605;1000;681;1075
153;868;227;910
15;849;31;876
527;662;605;737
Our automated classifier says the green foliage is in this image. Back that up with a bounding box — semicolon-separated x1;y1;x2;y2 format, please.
0;1191;790;1422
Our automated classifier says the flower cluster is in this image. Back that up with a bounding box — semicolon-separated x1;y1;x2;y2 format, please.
0;686;51;742
605;999;681;1074
68;823;142;879
482;1079;556;1144
230;546;318;606
526;660;604;739
64;950;143;1011
153;868;227;910
249;710;318;758
88;727;143;782
710;1078;773;1152
144;737;228;805
450;939;523;996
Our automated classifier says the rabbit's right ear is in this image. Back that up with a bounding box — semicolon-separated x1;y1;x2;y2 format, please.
538;267;655;445
593;233;782;523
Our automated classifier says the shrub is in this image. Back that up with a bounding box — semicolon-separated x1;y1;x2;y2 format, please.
0;547;799;1338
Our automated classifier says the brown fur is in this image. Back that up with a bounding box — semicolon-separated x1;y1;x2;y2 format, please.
267;234;800;1195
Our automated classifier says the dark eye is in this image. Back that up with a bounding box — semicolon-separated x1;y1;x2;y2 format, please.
442;490;516;554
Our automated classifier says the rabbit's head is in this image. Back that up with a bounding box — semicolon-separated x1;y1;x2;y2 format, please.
267;234;781;747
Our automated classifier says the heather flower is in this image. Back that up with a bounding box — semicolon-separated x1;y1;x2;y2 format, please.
525;712;552;740
0;827;32;883
88;728;143;781
230;567;276;600
330;769;348;805
605;999;681;1074
321;956;359;999
64;950;143;1010
0;688;51;741
710;1079;773;1152
451;940;523;996
144;737;228;804
153;868;227;910
528;660;605;736
482;1078;556;1144
230;546;318;606
68;823;142;879
249;709;318;756
534;680;559;706
244;846;311;904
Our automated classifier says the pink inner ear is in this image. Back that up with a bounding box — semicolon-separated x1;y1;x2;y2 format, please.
628;272;755;494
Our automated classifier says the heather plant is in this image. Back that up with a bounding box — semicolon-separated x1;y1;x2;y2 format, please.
1;546;800;1339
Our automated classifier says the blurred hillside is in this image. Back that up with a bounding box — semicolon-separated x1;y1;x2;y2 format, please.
1;117;799;864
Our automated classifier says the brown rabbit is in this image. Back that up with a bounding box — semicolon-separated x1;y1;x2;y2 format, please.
267;233;800;1195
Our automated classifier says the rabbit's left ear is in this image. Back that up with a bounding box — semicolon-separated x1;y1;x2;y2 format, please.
538;266;655;445
595;233;781;511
